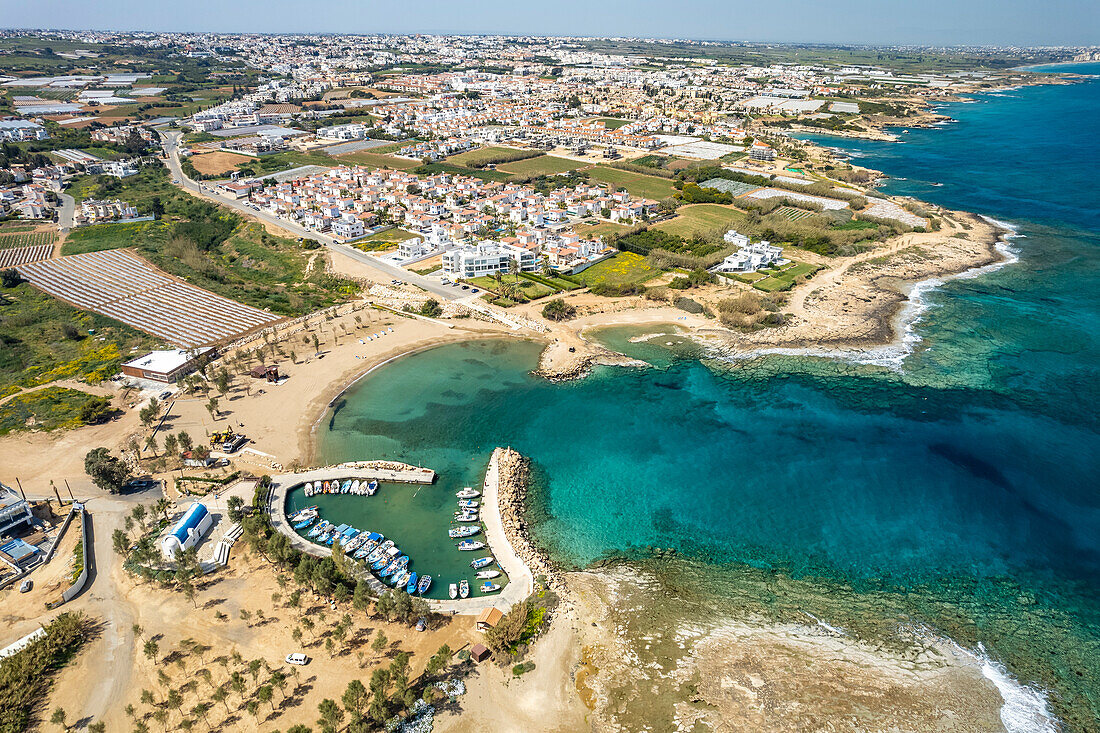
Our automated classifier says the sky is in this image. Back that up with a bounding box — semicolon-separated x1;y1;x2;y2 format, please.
4;0;1099;47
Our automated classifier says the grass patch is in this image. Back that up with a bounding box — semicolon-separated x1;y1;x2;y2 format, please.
0;386;108;436
573;221;633;241
412;162;512;182
594;117;632;130
588;166;677;199
574;252;658;288
653;204;743;238
752;261;821;292
498;155;586;177
336;151;421;170
446;146;541;168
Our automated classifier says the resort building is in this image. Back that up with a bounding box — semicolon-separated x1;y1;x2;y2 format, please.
121;348;212;384
161;502;214;560
713;230;786;273
749;141;777;161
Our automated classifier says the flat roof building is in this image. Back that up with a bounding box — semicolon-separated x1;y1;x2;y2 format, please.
121;348;212;384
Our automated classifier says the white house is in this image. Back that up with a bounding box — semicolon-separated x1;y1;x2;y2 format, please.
442;242;512;278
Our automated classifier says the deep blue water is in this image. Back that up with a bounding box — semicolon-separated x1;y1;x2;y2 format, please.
321;66;1100;725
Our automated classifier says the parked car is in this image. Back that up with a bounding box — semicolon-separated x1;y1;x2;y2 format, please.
471;289;480;293
285;653;309;666
159;390;172;400
123;478;160;493
19;579;32;593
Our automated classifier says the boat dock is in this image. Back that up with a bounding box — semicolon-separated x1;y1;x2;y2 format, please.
266;456;532;614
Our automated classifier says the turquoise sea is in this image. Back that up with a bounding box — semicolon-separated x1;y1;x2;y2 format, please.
321;65;1100;729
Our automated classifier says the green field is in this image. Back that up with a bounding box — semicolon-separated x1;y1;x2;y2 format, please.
588;166;677;200
0;282;155;395
445;146;541;168
752;261;821;292
0;231;57;249
336;151;420;170
0;386;109;436
574;221;633;241
594;117;632;130
498;155;587;177
413;163;512;182
574;252;659;287
653;204;743;238
776;206;814;222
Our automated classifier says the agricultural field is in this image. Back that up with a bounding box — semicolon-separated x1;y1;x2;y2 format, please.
775;206;815;221
188;151;254;176
654;204;743;238
17;249;283;347
588;166;678;200
0;281;155;394
0;245;54;268
498;155;587;177
574;252;659;287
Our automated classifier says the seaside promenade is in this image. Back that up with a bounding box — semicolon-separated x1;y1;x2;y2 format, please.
266;456;533;614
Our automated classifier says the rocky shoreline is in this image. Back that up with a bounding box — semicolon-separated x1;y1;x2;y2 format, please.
493;447;568;598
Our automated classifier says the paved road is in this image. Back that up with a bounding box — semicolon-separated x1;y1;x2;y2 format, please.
57;192;75;234
160;132;462;301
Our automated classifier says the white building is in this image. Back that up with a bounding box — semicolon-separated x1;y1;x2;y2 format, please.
713;230;785;273
161;503;214;561
332;218;365;240
442;242;512;278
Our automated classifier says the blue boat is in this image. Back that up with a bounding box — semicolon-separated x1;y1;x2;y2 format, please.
380;556;404;578
470;556;494;569
417;575;432;595
293;515;316;530
405;571;418;595
308;520;329;538
341;479;351;493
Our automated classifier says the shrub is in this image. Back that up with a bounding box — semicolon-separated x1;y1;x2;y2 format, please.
541;298;576;322
674;297;704;314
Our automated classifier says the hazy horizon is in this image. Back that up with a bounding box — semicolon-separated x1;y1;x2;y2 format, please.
4;0;1098;47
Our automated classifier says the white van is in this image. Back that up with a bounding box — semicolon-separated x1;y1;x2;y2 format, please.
285;653;309;666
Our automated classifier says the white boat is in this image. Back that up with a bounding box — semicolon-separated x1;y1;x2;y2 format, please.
456;487;480;499
448;583;458;599
365;480;379;496
475;569;500;579
459;579;470;599
351;479;361;494
479;581;501;594
458;499;479;509
457;540;485;551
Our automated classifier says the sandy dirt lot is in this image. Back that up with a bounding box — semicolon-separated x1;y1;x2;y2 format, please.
189;151;252;176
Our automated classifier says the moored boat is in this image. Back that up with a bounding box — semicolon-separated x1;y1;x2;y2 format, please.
475;569;500;579
457;540;485;551
448;525;480;538
479;581;501;594
456;487;480;499
406;571;418;595
418;575;432;595
459;579;470;599
448;583;458;599
351;479;361;494
365;480;379;495
470;556;494;569
457;499;479;509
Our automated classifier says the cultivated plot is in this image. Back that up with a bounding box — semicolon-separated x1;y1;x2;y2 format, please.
0;244;54;267
17;249;282;347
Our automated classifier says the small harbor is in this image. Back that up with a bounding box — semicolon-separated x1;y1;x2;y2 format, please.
267;457;532;611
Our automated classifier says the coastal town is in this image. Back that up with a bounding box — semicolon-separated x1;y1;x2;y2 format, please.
0;25;1096;733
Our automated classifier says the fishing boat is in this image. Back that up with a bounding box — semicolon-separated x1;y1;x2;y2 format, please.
293;514;317;530
304;482;314;497
456;487;480;499
341;479;351;494
365;480;379;496
418;575;432;595
405;571;418;595
457;540;485;551
380;557;404;579
448;583;458;599
448;525;480;538
308;520;330;538
475;569;500;579
372;547;400;571
479;581;501;594
351;479;361;494
454;511;479;522
290;505;317;521
457;499;479;509
392;569;410;588
470;556;494;569
459;579;470;599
